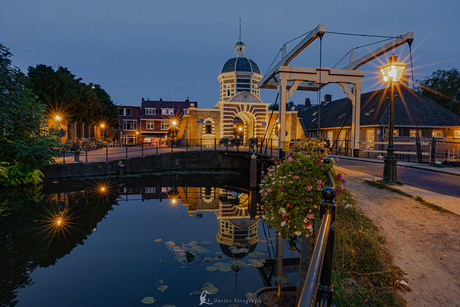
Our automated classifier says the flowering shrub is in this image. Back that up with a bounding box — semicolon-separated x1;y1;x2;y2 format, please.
49;123;67;137
259;138;345;238
219;137;230;146
230;138;242;147
248;138;258;149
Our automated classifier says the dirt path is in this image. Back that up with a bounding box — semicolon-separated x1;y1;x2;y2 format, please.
335;166;460;307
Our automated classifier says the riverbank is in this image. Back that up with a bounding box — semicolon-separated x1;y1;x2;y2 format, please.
336;166;460;307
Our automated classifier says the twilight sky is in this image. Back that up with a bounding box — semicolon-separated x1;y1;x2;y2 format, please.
2;0;459;109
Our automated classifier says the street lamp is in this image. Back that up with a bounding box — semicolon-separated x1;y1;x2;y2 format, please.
100;123;105;140
171;120;178;140
379;52;407;183
54;115;62;122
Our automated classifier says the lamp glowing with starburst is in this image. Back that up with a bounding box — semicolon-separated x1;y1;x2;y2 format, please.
379;52;407;183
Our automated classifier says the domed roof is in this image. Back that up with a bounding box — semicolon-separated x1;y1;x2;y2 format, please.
220;40;261;75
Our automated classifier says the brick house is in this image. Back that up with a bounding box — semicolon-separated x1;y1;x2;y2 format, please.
298;86;460;159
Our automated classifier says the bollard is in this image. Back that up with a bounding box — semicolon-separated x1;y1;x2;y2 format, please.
74;151;80;162
250;155;257;189
63;152;66;164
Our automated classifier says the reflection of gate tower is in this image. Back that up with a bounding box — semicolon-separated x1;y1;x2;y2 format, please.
215;191;259;251
215;33;270;141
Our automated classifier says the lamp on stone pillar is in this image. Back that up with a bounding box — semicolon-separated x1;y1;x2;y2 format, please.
379;52;407;183
100;123;105;140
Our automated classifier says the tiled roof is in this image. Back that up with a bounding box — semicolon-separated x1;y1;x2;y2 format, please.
298;86;460;130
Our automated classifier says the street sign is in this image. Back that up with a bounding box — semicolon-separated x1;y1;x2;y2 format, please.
282;141;290;152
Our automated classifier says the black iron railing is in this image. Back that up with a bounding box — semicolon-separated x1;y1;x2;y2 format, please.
297;157;336;307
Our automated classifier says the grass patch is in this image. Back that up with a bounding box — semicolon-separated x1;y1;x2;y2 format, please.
363;180;449;214
332;190;408;307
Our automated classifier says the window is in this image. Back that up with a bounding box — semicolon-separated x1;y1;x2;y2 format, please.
119;108;132;116
123;120;137;131
410;130;421;137
161;109;174;115
227;89;230;96
327;131;333;145
145;108;156;115
367;129;374;149
183;109;188;115
454;130;460;138
161;187;172;193
145;187;155;193
161;121;169;130
432;130;444;138
204;121;212;134
393;129;399;137
146;121;155;130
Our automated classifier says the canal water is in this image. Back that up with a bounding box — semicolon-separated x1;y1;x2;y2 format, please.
0;172;301;307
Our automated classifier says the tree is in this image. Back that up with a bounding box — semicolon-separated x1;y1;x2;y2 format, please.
416;68;460;115
27;65;118;126
0;44;65;185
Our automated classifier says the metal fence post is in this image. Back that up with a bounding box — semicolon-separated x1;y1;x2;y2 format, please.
156;144;158;155
186;139;188;152
142;143;144;156
106;146;108;161
63;152;66;164
86;149;88;163
200;138;202;151
126;145;128;159
430;137;436;164
171;140;174;152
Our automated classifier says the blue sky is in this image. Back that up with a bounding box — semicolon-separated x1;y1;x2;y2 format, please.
2;0;459;109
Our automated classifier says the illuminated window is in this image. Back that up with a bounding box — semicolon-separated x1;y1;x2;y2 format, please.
146;121;155;130
454;130;460;138
393;129;399;137
367;129;374;149
432;130;444;138
410;130;421;137
161;121;169;130
161;187;172;193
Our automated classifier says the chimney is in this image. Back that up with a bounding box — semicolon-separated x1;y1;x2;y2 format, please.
323;94;332;105
142;98;144;102
305;98;311;108
186;96;189;102
159;98;163;104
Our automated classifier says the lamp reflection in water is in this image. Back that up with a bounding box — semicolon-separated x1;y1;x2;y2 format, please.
91;178;116;203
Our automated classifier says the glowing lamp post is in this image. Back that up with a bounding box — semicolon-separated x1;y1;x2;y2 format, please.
379;53;407;183
100;123;105;140
54;115;62;122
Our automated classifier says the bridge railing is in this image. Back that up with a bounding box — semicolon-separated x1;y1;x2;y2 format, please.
54;137;278;164
297;157;337;307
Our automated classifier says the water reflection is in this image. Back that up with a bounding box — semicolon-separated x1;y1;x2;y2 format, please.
0;172;299;307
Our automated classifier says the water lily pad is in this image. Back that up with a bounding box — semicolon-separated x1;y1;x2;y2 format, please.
259;240;268;243
206;265;218;271
165;241;175;247
200;240;211;244
154;239;162;242
187;241;198;246
141;297;155;304
162;305;176;307
157;279;164;285
158;285;169;292
246;292;255;301
201;282;219;295
231;260;246;266
248;252;264;257
267;238;276;241
218;266;232;272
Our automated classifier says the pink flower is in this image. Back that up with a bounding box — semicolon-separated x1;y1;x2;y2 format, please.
285;218;289;221
293;175;299;179
280;188;284;192
342;180;346;184
336;158;340;162
307;214;314;220
305;186;312;191
264;192;268;196
305;221;311;227
261;171;265;174
267;188;272;193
